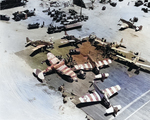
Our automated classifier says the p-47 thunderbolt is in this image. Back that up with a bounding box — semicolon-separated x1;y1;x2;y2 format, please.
73;80;121;116
25;37;54;55
33;52;78;82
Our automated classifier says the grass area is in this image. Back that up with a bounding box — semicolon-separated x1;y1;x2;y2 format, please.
15;38;75;70
50;38;75;59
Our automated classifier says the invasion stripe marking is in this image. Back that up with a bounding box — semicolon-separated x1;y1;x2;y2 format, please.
74;65;79;70
84;64;88;69
97;61;103;67
62;67;70;73
59;66;72;75
94;92;101;101
111;86;117;93
115;85;121;91
57;65;76;78
50;57;59;64
108;59;112;63
57;64;66;71
88;63;93;68
109;87;115;95
79;97;85;103
85;95;91;102
66;70;73;76
47;53;55;60
90;93;97;102
77;64;84;70
83;64;90;70
105;88;113;98
87;94;93;102
88;63;93;69
103;60;108;65
92;92;99;101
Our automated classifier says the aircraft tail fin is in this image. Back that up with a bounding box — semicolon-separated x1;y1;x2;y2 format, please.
25;37;32;47
33;69;45;83
26;37;31;43
120;38;123;44
133;53;140;63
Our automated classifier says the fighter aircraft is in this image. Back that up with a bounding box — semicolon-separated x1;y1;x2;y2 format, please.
116;53;150;74
73;80;121;116
25;37;54;55
119;18;142;31
73;53;112;75
59;37;87;48
59;32;87;48
33;52;78;83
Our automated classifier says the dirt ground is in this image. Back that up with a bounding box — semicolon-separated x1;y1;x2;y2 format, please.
72;41;104;64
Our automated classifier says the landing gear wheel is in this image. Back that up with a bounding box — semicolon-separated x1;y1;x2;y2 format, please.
135;68;140;74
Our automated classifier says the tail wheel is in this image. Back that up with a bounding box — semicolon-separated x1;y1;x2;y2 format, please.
135;68;140;74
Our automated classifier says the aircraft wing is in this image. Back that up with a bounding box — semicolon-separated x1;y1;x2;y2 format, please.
116;55;133;63
135;62;150;68
96;59;112;68
60;40;69;44
47;52;60;65
55;61;78;81
120;19;132;27
32;45;46;51
95;39;107;45
74;62;93;71
102;85;121;98
59;40;76;48
79;91;102;103
111;47;130;53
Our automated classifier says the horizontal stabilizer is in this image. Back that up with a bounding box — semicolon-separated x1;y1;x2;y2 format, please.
33;69;45;81
33;69;41;76
38;71;45;80
106;105;121;114
95;73;109;79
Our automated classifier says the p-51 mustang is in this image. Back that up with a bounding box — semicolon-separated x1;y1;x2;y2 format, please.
119;18;142;31
33;52;78;82
73;54;112;76
73;80;121;116
25;37;54;55
116;53;150;74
